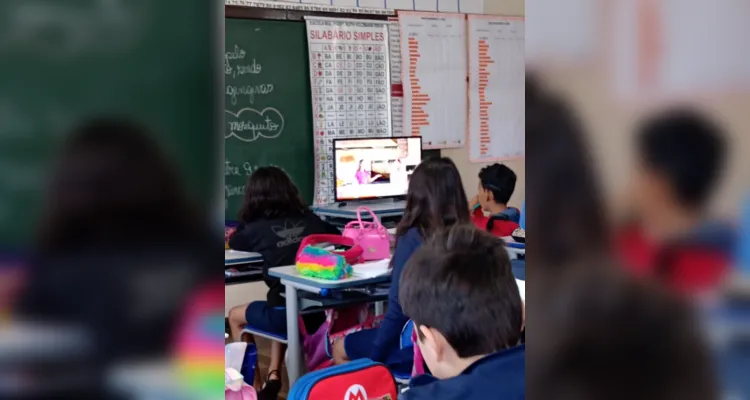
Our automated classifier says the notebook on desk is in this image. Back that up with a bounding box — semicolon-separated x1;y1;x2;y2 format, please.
352;259;391;278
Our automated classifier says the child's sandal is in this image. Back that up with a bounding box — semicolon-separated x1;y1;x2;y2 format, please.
258;370;282;400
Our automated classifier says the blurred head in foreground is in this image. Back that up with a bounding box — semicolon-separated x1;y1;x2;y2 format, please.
13;117;217;396
525;74;609;269
400;224;524;397
617;109;734;294
36;117;200;252
529;265;718;400
630;108;727;233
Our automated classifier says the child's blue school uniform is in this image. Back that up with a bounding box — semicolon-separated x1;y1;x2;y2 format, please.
740;195;750;274
401;345;525;400
344;227;422;371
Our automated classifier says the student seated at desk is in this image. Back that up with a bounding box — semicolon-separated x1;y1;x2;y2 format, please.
616;109;735;295
332;157;471;371
399;225;525;400
469;163;521;237
226;166;339;400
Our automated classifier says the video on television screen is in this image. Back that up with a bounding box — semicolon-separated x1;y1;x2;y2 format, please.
334;137;422;201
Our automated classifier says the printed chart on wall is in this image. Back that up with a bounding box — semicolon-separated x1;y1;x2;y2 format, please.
612;0;750;102
306;17;392;205
399;12;467;149
467;15;525;162
388;17;404;137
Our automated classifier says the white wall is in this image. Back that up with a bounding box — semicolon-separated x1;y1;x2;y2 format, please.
226;281;268;316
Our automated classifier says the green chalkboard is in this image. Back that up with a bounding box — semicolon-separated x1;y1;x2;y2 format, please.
0;1;216;248
224;18;314;221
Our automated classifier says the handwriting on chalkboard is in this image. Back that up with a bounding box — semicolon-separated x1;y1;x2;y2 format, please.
226;84;274;106
225;45;263;79
224;162;286;209
224;184;245;199
224;160;257;177
225;107;284;142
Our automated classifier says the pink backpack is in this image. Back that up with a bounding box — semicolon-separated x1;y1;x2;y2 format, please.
226;368;256;399
342;206;391;261
300;306;383;372
225;384;257;400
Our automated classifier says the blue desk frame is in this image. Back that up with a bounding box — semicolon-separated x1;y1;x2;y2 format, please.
268;265;391;385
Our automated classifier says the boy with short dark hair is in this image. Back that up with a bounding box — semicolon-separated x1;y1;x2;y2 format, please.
617;108;736;294
399;224;524;399
469;163;521;236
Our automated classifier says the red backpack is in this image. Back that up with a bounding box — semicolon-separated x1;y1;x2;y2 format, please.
288;359;397;400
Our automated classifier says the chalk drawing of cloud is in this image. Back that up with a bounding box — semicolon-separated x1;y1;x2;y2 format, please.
225;107;285;142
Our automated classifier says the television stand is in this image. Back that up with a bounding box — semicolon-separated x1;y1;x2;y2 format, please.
312;199;406;230
336;197;403;208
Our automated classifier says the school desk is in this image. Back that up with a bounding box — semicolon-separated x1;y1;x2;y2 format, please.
502;236;526;260
224;250;265;316
225;249;262;266
268;262;526;386
225;249;264;287
107;361;180;399
0;322;89;364
267;265;392;386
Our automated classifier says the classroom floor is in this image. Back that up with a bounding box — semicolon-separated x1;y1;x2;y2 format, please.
256;336;290;400
226;333;290;400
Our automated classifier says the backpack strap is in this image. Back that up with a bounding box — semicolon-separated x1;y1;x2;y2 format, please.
486;213;510;232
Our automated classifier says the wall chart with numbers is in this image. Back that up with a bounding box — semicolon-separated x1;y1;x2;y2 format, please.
306;17;392;205
399;12;467;149
388;17;404;137
467;14;525;162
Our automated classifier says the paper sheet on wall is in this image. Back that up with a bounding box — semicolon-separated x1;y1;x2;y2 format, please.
306;17;392;206
388;18;404;137
613;0;750;101
467;15;525;162
399;12;467;149
525;0;596;66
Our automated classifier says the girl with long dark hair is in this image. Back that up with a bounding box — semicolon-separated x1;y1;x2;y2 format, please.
227;166;338;399
331;157;471;371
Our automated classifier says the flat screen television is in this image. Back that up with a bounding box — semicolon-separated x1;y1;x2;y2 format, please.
333;137;422;202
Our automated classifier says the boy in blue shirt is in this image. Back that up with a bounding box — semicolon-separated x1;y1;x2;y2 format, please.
399;224;525;399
